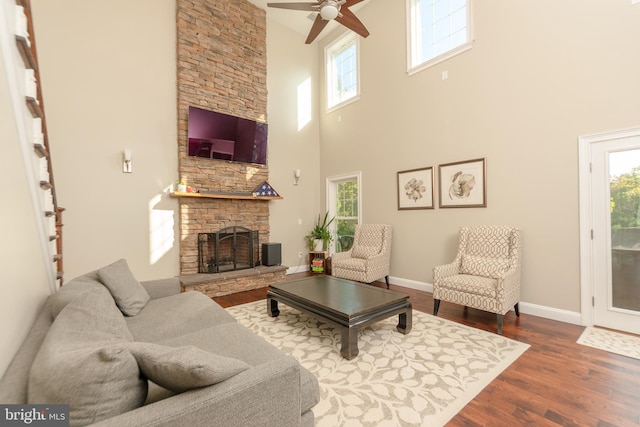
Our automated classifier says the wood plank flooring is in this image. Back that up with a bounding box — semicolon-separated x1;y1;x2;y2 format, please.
213;273;640;427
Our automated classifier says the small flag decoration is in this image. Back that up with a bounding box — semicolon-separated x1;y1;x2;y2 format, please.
253;181;280;197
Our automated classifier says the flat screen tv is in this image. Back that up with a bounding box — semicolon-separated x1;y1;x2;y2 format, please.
188;106;268;165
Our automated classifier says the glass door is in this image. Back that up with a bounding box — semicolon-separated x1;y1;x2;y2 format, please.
591;138;640;335
609;150;640;314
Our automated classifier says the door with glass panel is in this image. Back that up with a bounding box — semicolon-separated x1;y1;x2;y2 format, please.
590;133;640;335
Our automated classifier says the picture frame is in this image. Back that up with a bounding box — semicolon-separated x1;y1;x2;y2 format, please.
397;167;434;210
438;158;486;208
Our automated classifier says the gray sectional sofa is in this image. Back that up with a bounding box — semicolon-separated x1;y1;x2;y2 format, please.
0;259;320;426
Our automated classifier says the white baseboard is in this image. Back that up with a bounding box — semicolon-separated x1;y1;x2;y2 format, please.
389;277;583;326
389;276;432;293
517;301;582;325
286;265;308;274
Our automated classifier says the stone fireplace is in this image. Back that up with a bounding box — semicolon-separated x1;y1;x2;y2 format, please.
174;0;286;297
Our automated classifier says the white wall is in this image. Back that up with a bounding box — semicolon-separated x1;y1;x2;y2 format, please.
31;0;179;281
266;21;322;271
317;0;640;312
32;0;320;278
0;0;51;374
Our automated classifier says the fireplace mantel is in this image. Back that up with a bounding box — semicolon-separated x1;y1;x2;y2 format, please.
170;191;282;201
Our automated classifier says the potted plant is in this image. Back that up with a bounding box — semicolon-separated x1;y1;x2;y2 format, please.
176;178;187;193
305;212;335;251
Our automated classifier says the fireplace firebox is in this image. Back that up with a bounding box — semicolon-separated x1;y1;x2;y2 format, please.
198;226;259;274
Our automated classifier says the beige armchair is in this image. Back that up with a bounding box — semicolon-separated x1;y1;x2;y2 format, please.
433;225;522;334
332;224;392;288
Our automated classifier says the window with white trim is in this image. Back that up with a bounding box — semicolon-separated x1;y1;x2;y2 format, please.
407;0;472;73
327;173;361;253
325;32;359;111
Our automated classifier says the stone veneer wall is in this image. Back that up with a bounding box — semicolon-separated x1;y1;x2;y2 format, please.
176;0;269;275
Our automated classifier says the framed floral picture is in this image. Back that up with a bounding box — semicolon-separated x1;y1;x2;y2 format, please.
438;158;486;208
397;167;434;210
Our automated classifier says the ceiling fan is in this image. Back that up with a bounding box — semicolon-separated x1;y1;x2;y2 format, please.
267;0;370;44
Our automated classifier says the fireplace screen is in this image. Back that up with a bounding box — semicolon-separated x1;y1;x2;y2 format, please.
198;226;259;274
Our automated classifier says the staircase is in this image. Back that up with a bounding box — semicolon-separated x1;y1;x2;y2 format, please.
10;0;64;286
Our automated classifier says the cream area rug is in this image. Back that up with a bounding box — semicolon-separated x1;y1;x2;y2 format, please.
226;300;529;426
577;326;640;360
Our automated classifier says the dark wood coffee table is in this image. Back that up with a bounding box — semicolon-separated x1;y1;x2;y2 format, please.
267;275;412;360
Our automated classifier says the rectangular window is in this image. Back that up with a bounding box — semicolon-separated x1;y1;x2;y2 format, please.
326;33;359;111
407;0;472;74
336;180;359;252
328;173;361;253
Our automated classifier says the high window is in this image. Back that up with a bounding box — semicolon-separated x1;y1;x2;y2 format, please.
327;173;361;253
325;32;359;111
407;0;472;74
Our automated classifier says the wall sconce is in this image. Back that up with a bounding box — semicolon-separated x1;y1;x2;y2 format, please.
293;169;301;185
123;149;132;173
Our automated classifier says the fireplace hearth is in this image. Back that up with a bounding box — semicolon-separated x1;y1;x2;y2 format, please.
198;226;259;274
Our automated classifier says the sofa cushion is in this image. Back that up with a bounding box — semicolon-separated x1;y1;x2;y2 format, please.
160;323;320;414
126;291;236;342
127;342;250;393
98;258;150;316
48;275;105;318
28;287;146;427
460;254;510;279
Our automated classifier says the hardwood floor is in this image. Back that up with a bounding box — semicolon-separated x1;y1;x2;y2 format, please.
213;273;640;427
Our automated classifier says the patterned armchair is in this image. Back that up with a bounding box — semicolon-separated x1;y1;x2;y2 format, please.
332;224;392;288
433;226;522;334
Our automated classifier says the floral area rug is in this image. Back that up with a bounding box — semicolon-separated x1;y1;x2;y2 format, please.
577;326;640;360
226;300;529;426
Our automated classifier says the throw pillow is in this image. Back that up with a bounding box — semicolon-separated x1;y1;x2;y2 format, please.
28;288;146;427
460;254;511;279
48;276;104;319
98;258;150;316
127;342;250;393
351;244;380;259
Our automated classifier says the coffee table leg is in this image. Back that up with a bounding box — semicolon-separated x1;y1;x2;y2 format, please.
397;303;412;334
340;326;359;360
267;297;280;317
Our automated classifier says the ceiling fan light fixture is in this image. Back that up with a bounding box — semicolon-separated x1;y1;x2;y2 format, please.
319;2;339;20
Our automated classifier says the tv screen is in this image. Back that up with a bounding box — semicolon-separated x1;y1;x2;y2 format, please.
188;106;268;165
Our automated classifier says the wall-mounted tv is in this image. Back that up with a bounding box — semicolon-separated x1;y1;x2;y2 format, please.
188;106;268;166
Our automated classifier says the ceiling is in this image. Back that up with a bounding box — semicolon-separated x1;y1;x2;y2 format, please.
247;0;371;43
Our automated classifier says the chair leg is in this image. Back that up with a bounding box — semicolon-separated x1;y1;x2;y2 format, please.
497;314;504;335
514;302;520;317
384;275;390;289
433;299;440;316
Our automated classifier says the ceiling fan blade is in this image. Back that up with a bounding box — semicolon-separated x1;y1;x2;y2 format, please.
305;14;330;44
335;7;369;38
266;2;319;12
344;0;366;7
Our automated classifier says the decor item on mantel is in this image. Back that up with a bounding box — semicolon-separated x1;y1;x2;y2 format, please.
305;211;335;251
170;181;282;201
176;178;187;193
252;181;280;197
